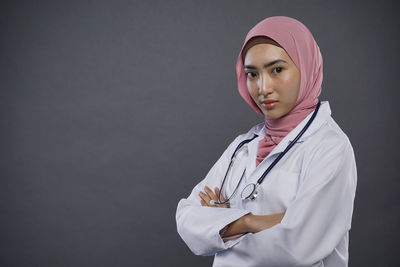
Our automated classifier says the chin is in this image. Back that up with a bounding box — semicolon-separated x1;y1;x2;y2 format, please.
263;111;284;120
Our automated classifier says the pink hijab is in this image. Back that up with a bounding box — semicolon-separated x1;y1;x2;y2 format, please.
236;16;323;166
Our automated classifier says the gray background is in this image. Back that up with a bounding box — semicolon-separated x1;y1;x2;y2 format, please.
1;0;399;266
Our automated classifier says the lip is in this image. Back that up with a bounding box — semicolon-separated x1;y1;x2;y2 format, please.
262;99;278;109
263;99;278;104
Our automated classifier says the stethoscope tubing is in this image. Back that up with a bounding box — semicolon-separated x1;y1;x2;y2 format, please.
215;100;321;205
256;100;321;185
215;134;258;206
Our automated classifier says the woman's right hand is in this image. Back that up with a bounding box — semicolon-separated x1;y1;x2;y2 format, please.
199;186;230;208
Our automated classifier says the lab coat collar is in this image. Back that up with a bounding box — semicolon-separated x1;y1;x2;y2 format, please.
251;101;331;156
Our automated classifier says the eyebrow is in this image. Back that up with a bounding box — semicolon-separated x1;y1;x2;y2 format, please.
244;59;288;69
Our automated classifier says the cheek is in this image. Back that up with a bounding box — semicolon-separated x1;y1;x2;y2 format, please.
281;73;300;100
289;75;300;102
247;81;258;99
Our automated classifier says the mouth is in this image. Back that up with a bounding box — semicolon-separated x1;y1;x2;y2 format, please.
260;99;278;110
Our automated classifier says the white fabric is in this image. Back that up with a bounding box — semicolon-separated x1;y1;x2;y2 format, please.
176;101;357;267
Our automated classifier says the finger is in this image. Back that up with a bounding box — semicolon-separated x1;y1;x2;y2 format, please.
214;187;230;208
214;187;219;196
200;191;218;207
214;187;222;202
199;191;209;203
199;191;211;206
214;187;222;201
204;186;214;199
214;187;227;203
204;186;218;203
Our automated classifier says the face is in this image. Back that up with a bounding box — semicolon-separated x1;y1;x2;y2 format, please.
244;43;300;119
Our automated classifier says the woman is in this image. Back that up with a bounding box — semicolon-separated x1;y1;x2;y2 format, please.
176;16;357;267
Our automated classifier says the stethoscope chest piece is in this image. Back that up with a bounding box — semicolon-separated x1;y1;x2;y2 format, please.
241;183;258;200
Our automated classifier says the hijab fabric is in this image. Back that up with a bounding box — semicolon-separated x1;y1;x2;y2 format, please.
236;16;323;166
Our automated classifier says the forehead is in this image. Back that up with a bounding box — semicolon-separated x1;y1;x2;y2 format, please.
241;36;282;62
244;43;292;64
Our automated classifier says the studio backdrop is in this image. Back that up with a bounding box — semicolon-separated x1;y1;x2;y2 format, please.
1;1;399;266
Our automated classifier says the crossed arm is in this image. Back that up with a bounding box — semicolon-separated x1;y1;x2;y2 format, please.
199;186;285;238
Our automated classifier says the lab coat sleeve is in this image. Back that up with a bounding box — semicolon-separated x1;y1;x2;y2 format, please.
176;135;252;256
227;138;357;266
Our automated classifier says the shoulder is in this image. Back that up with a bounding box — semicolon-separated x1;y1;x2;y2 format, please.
300;116;357;189
322;116;352;148
305;116;355;161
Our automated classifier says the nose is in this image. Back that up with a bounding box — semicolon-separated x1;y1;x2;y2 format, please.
257;74;273;96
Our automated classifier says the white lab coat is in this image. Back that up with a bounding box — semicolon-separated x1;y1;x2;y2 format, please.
176;101;357;267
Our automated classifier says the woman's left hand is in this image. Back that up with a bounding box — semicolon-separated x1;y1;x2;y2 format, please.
199;186;230;208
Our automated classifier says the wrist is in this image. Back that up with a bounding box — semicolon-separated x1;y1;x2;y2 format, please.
242;213;255;233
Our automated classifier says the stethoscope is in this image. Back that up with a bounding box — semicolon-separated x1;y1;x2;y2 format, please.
211;100;321;206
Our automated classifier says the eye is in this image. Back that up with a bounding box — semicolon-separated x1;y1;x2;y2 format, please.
246;72;258;79
272;67;283;74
